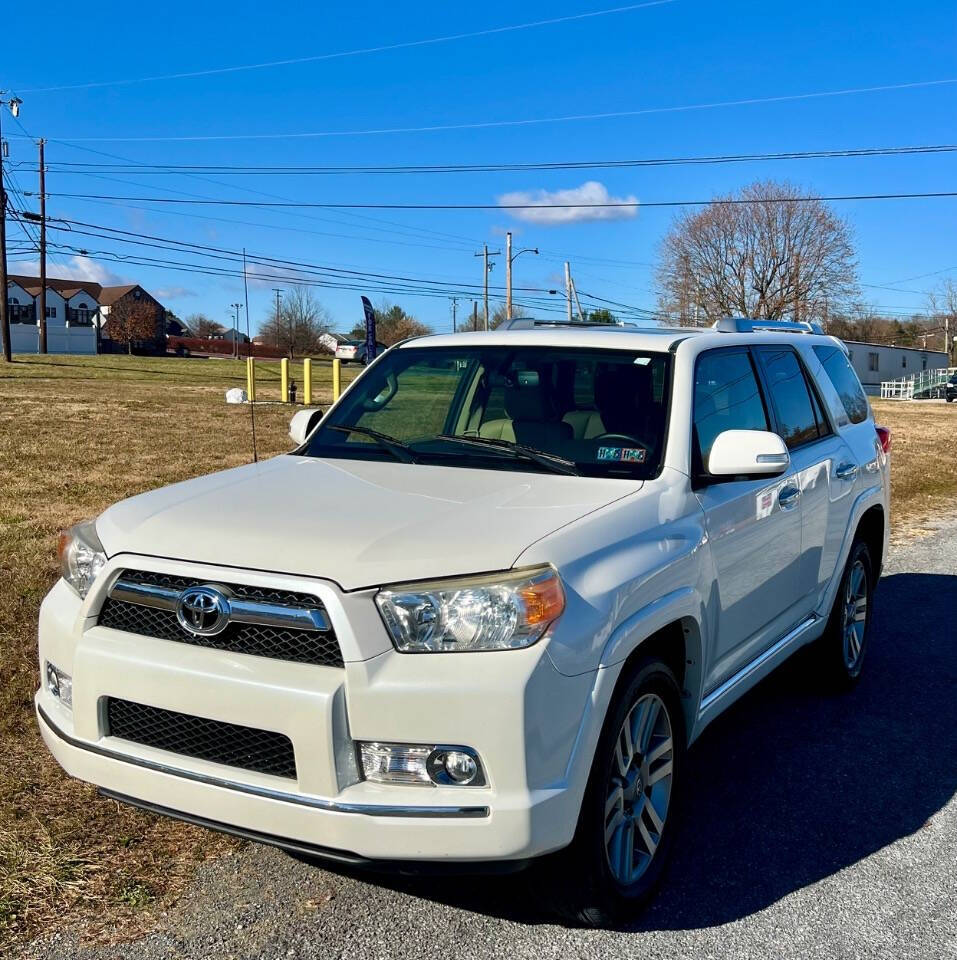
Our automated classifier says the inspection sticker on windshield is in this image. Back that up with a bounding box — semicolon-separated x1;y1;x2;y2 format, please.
598;446;646;463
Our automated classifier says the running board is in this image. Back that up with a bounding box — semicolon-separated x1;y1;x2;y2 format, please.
698;615;820;717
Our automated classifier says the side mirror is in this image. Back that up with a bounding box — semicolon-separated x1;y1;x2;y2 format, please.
707;429;789;477
289;408;323;446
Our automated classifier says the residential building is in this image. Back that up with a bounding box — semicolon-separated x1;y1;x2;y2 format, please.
5;275;166;354
844;339;949;395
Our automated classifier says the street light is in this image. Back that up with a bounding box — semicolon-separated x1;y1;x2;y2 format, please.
505;230;539;322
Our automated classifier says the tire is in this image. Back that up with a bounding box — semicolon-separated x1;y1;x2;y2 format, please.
814;539;874;689
543;658;685;926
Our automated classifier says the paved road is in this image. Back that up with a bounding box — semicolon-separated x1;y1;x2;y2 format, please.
27;521;957;960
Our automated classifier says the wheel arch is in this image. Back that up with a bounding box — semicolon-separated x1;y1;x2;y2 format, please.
855;504;885;578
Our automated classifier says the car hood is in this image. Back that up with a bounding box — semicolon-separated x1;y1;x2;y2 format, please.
97;455;642;590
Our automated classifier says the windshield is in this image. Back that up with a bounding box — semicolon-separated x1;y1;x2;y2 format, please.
303;345;671;479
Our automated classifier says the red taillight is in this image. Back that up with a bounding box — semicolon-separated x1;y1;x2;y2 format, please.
876;425;891;453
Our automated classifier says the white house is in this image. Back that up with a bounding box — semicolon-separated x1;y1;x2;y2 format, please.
5;275;165;355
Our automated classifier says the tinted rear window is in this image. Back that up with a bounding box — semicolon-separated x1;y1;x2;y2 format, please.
813;345;869;424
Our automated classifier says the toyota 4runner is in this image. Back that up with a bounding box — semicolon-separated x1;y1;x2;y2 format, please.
37;318;890;924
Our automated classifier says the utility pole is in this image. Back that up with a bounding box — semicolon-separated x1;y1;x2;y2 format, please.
472;300;478;332
570;278;586;323
564;262;573;324
474;244;499;330
38;138;47;354
505;232;512;323
0;94;23;363
272;288;283;350
450;296;457;333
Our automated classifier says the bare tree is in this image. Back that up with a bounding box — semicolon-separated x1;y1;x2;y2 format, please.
258;286;331;357
105;299;161;354
656;180;858;326
187;313;225;339
348;300;431;345
927;280;957;360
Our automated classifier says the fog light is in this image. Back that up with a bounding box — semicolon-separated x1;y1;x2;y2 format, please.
443;751;478;784
45;662;73;709
358;742;486;786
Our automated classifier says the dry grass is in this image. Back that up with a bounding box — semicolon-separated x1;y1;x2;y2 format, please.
0;355;355;954
0;360;952;953
869;399;957;541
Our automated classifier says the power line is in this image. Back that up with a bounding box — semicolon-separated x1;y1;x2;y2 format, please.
32;143;957;175
12;1;675;94
11;78;957;143
40;189;957;209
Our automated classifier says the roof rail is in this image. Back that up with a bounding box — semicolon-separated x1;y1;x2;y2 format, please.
713;316;824;335
498;317;642;330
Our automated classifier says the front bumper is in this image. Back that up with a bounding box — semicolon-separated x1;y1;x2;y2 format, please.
37;559;597;862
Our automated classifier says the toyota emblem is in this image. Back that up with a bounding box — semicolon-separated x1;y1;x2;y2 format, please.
176;585;231;637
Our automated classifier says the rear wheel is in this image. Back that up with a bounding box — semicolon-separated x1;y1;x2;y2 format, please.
544;658;684;926
815;539;874;688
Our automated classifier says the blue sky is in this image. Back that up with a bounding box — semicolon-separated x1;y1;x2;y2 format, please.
3;0;956;334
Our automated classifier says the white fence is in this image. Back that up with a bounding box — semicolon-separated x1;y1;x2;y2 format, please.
10;325;97;355
880;367;956;400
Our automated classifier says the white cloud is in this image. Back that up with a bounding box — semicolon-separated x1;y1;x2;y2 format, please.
497;180;638;225
10;254;127;286
154;286;195;300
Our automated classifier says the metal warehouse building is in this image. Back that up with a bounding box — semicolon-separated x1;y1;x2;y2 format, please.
844;340;949;395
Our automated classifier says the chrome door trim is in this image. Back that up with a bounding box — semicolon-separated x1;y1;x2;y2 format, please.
37;706;489;819
699;614;819;715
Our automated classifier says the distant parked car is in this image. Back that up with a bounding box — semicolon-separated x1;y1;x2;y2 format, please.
335;339;386;365
946;372;957;402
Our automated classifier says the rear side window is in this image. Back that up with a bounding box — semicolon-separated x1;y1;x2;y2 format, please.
754;347;825;449
813;345;869;424
693;349;769;467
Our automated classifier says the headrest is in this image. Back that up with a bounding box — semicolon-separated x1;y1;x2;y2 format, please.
504;381;552;421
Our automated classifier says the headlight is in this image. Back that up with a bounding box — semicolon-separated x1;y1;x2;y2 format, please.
57;519;107;598
376;566;564;653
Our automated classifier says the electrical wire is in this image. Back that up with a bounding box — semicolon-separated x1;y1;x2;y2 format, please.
12;2;675;94
10;78;957;143
33;144;957;175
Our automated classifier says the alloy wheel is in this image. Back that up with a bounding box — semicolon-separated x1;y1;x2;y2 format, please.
842;559;868;670
604;692;674;885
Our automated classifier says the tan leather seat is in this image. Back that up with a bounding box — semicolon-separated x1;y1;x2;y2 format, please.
563;409;606;440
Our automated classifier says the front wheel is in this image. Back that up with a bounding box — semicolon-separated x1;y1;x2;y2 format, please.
543;659;684;926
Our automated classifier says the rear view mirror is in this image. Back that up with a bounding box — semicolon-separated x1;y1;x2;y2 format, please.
289;408;323;446
707;430;789;477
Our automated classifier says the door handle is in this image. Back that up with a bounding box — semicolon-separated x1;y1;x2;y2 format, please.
835;462;859;480
778;485;802;508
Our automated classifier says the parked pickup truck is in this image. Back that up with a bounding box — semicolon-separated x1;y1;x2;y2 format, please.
37;318;890;924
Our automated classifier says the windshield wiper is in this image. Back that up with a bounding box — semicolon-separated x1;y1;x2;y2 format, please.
436;434;579;476
326;424;418;464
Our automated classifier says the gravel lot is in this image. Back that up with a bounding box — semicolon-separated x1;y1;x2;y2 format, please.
24;519;957;960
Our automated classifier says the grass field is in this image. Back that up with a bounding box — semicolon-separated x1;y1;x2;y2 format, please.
0;356;953;952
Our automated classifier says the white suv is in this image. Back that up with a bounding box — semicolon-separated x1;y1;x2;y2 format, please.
37;319;889;924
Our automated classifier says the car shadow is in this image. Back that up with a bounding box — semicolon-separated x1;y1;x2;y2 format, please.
301;572;957;929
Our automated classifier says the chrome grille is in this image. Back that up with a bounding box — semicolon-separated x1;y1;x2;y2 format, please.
97;569;343;667
106;698;296;778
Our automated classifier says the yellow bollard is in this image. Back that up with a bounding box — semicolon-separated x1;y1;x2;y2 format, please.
303;358;313;405
246;357;256;403
332;358;341;401
280;357;289;403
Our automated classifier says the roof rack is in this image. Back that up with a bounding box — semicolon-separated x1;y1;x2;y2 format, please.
499;317;642;330
713;317;825;335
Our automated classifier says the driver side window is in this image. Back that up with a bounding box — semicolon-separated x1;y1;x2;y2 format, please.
693;349;770;470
